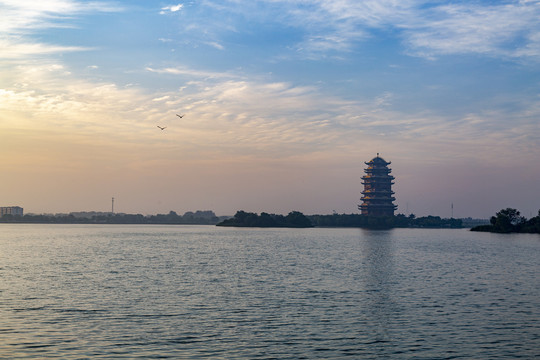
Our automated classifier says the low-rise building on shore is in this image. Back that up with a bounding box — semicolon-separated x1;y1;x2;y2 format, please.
1;206;24;216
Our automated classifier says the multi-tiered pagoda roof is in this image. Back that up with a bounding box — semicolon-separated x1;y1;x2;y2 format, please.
359;154;397;216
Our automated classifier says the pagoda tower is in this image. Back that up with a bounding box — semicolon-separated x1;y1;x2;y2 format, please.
359;153;397;216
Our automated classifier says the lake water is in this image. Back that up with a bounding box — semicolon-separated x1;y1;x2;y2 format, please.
1;224;539;359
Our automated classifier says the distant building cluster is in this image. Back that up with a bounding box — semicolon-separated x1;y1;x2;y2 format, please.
1;206;24;216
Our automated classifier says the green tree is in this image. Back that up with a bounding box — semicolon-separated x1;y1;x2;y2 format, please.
284;211;313;227
258;212;278;227
490;208;526;233
522;209;540;233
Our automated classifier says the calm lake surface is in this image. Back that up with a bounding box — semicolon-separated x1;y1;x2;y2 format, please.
1;224;539;359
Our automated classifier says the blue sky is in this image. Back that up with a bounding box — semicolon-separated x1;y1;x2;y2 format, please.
1;0;539;218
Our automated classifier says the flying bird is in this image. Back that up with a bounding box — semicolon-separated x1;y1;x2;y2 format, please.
176;114;185;118
157;126;166;130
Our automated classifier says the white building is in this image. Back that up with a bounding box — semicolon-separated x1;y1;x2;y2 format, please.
0;206;24;216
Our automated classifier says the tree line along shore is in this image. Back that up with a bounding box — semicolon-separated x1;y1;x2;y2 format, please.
0;210;225;225
2;208;538;233
217;211;463;229
470;208;540;234
1;210;463;229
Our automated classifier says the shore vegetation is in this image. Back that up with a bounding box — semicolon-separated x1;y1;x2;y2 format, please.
0;210;224;225
217;211;463;229
471;208;540;233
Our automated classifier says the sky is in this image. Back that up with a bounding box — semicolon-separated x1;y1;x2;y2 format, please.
1;0;539;219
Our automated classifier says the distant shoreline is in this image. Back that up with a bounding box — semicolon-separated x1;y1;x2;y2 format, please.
0;211;227;226
1;210;482;229
217;211;467;229
470;208;540;234
4;209;515;231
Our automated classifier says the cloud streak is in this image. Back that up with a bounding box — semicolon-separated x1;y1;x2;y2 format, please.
3;60;538;166
160;3;183;14
0;0;121;58
403;1;540;59
183;0;540;61
0;39;91;58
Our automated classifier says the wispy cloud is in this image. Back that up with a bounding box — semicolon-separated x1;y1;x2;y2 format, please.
290;0;412;56
0;39;91;58
145;66;236;79
5;58;535;165
160;3;183;14
305;0;540;60
0;0;121;58
403;2;540;60
187;0;540;61
206;41;225;50
0;0;122;32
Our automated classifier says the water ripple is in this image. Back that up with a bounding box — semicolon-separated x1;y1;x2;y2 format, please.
0;225;539;359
